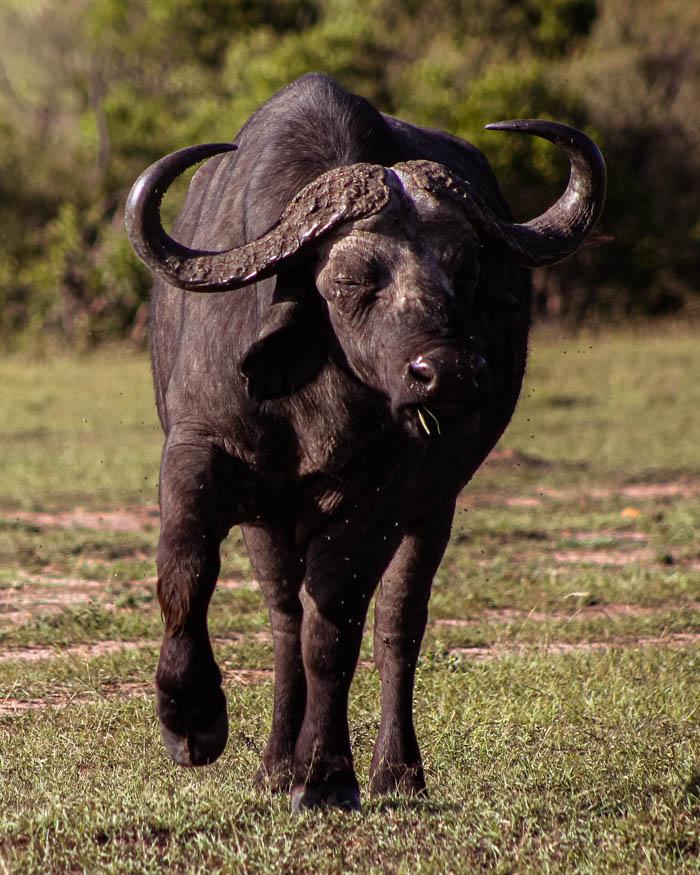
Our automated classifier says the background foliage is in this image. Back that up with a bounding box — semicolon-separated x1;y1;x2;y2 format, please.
1;0;698;346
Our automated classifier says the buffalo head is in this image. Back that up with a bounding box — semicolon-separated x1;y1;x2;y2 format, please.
126;121;605;436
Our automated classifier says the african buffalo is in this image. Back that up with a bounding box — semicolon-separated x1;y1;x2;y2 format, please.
125;73;605;812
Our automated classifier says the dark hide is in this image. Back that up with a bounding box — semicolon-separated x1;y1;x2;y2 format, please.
149;74;531;811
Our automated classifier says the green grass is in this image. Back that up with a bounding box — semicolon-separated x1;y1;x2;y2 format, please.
502;327;700;473
0;640;274;702
0;588;269;648
0;351;160;511
1;325;699;872
1;328;699;509
0;521;252;584
1;649;698;873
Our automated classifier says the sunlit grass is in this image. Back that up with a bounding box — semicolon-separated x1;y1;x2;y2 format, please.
0;326;699;872
1;648;698;873
0;351;159;511
1;327;699;509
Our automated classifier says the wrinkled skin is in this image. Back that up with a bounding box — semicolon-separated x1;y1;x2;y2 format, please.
142;74;564;812
314;174;487;429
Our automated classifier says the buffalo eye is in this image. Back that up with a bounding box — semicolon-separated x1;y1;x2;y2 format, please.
452;253;480;309
333;268;381;297
334;275;371;291
332;278;377;322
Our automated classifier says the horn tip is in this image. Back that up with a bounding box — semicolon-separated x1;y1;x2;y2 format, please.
485;120;534;132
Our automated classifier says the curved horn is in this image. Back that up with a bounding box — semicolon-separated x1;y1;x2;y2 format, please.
396;121;606;268
125;144;391;292
484;120;607;266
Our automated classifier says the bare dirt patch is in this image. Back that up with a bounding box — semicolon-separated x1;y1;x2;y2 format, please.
432;600;700;628
563;529;648;543
225;668;272;685
547;481;700;501
0;668;273;714
217;578;258;591
620;483;696;499
2;632;698;714
0;577;129;627
505;496;544;508
9;474;699;534
463;476;700;509
0;630;270;664
448;631;700;662
0;681;151;714
0;611;32;626
7;505;160;532
0;577;109;617
552;547;656;566
0;639;152;663
0;574;256;629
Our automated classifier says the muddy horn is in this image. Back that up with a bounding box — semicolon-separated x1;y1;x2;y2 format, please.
125;144;391;292
398;120;606;268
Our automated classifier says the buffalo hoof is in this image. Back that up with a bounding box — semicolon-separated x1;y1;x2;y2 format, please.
157;686;228;767
369;763;427;797
291;774;361;814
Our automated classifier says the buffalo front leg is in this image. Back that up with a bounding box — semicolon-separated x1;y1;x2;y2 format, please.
370;498;455;795
155;436;236;767
242;524;306;791
291;513;405;813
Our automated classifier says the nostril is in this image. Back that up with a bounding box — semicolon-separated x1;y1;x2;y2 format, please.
408;357;436;385
470;355;487;377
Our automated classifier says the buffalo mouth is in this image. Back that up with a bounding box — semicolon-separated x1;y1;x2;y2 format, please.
396;399;481;439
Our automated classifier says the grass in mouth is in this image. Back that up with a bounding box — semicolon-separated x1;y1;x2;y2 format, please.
417;406;441;436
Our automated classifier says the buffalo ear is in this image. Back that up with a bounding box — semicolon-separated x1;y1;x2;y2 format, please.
240;271;328;401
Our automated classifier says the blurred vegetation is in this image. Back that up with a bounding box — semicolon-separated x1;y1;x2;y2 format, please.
0;0;698;347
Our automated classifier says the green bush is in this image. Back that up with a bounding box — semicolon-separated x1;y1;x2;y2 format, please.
0;0;697;345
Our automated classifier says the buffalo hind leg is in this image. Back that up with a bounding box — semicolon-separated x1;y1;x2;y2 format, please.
155;437;236;767
242;524;306;791
370;498;456;795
